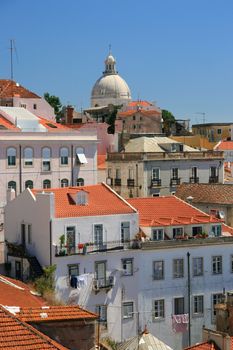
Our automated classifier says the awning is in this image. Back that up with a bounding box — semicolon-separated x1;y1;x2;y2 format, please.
76;152;88;164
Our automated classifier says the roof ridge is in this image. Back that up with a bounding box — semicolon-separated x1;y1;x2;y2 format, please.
102;182;137;213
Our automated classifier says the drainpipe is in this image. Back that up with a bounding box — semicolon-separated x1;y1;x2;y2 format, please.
19;145;22;193
187;252;191;346
71;145;74;186
49;220;52;266
136;164;139;197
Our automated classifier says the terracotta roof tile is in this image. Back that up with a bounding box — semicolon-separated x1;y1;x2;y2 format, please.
38;117;70;131
128;101;153;107
32;183;136;218
17;305;97;323
127;196;222;227
176;183;233;205
184;342;216;350
118;109;161;117
0;115;20;130
0;80;40;99
0;306;67;349
215;140;233;150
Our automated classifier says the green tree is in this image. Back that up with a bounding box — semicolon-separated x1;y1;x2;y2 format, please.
34;264;56;296
44;92;62;122
162;109;175;135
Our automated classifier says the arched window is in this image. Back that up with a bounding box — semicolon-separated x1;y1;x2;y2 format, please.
24;147;33;166
7;147;16;166
76;147;87;164
76;178;84;186
60;147;69;165
42;147;51;171
8;181;16;192
25;180;33;189
61;178;69;187
43;179;51;189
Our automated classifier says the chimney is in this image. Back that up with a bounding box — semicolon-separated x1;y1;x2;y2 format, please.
7;188;15;202
66;105;74;124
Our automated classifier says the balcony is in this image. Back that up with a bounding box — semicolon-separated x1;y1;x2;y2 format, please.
127;179;135;187
209;176;219;183
170;178;181;186
114;178;121;186
189;177;199;184
93;276;114;293
151;179;161;187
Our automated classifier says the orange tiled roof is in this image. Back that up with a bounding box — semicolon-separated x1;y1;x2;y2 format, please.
176;183;233;205
38;117;70;131
118;109;161;118
32;184;136;218
184;342;216;350
127;196;222;227
0;80;40;99
128;101;153;107
17;305;97;323
215;140;233;151
0;306;67;349
0;275;45;308
98;154;107;170
0;115;20;130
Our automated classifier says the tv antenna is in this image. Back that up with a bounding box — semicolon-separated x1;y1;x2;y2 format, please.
195;112;206;124
9;39;18;81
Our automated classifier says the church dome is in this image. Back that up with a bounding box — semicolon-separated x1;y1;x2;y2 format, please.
91;53;131;107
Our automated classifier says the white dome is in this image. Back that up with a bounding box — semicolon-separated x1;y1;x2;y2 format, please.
91;52;131;107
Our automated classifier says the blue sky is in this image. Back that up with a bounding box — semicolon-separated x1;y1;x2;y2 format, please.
1;0;233;124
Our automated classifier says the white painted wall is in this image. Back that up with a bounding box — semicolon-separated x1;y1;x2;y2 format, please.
13;97;56;121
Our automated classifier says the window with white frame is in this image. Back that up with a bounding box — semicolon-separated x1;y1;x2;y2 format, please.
8;181;16;192
121;222;130;243
153;299;165;320
153;260;164;280
193;295;204;315
173;227;183;238
193;257;203;277
122;258;133;276
174;297;184;315
211;225;222;237
25;180;33;189
192;226;203;237
191;166;198;178
94;224;103;246
152;168;160;180
76;178;84;186
68;264;79;277
123;302;134;319
128;168;134;179
171;168;179;179
212;256;222;274
60;147;69;165
210;166;217;177
42;147;51;171
43;179;51;189
173;259;184;278
66;226;76;254
152;228;164;241
116;168;121;179
61;178;69;187
212;293;223;323
7;147;16;166
24;147;33;166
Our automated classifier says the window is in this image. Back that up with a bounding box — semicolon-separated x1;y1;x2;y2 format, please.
76;178;84;186
121;222;130;243
211;225;222;237
173;227;183;238
153;260;164;280
152;228;164;241
212;293;223;323
152;168;160;180
60;147;69;165
128;168;134;179
172;168;178;179
24;147;33;166
191;166;198;178
8;181;16;192
193;257;203;276
43;179;51;189
66;226;76;254
33;104;37;110
210;166;217;177
94;224;103;246
107;168;112;178
123;302;133;319
152;193;160;197
20;103;26;108
217;129;222;134
173;259;184;278
7;147;16;166
193;295;204;315
25;180;33;189
212;256;222;274
61;178;69;187
28;224;32;244
153;299;165;320
96;305;107;325
122;258;133;276
192;226;202;237
76;147;87;164
116;168;121;179
174;297;184;315
68;264;79;277
42;147;51;171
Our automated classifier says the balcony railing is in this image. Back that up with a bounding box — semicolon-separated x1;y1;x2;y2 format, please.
151;179;161;187
114;178;121;186
209;176;219;183
93;276;114;292
170;178;181;186
189;177;199;184
127;179;135;187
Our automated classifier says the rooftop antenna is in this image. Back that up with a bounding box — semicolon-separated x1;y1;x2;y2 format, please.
108;44;112;55
195;112;206;124
9;39;18;98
